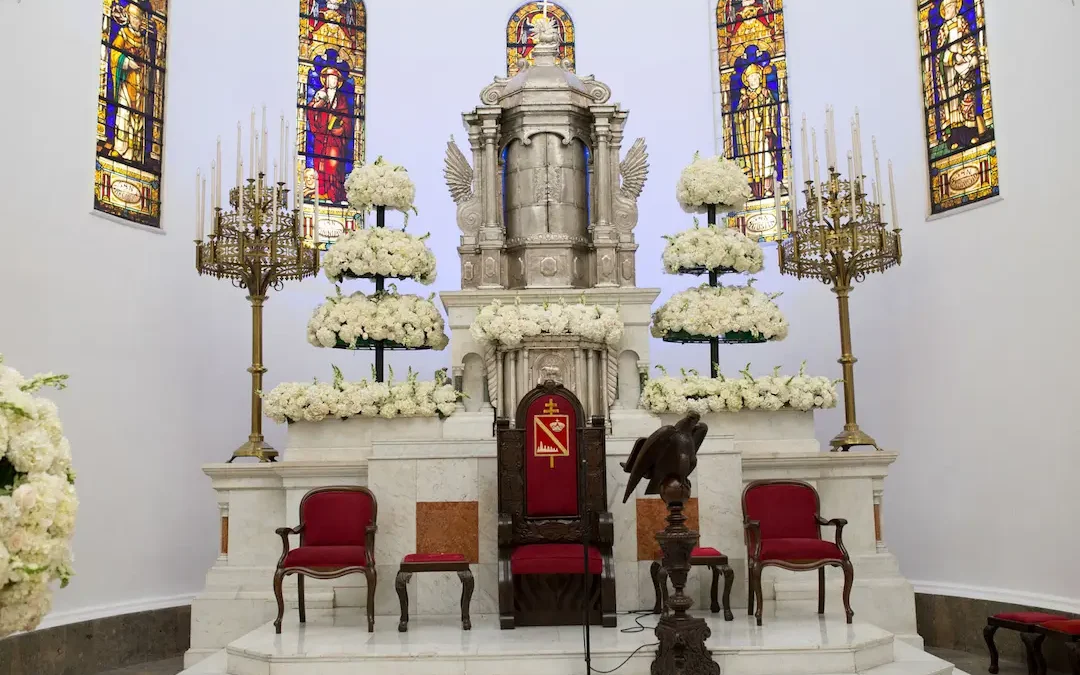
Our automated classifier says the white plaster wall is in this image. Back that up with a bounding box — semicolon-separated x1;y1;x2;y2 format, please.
2;0;1076;624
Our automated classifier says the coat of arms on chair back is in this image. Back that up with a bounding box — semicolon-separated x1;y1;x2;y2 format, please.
495;380;616;629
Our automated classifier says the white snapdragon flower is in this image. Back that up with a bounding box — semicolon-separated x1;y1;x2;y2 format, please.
676;154;753;214
651;284;788;341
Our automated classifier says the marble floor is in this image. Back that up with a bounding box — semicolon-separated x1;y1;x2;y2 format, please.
96;656;183;674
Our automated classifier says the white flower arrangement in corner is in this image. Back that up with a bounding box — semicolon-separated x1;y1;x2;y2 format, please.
651;282;788;342
0;355;77;637
307;286;450;350
640;363;838;414
321;227;437;285
470;298;624;348
675;153;753;214
263;366;461;423
344;156;418;219
662;218;764;275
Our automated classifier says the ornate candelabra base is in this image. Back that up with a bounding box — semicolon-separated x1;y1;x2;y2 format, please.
229;438;278;463
653;479;720;675
829;423;879;452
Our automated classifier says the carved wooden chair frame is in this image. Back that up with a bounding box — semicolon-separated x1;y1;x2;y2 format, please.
742;479;854;626
273;485;378;634
496;380;616;629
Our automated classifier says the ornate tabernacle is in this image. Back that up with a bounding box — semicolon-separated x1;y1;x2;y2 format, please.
496;380;615;629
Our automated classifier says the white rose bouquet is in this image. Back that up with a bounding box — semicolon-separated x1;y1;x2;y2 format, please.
676;153;753;214
322;227;437;285
0;355;77;637
662;219;764;275
307;287;450;350
640;363;838;414
263;366;461;423
344;156;418;219
471;299;624;348
651;282;788;342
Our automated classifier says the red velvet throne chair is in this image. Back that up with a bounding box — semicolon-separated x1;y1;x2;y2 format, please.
496;380;616;630
742;479;854;626
273;486;378;634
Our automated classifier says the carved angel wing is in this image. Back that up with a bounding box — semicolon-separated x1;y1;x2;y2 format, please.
444;137;474;205
619;138;649;199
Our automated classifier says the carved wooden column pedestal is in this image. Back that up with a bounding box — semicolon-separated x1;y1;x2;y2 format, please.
653;478;720;675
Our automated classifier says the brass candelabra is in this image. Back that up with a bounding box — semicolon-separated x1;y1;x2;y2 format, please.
778;168;901;451
195;173;320;462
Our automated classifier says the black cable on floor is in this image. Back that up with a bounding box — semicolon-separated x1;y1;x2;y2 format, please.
588;641;660;675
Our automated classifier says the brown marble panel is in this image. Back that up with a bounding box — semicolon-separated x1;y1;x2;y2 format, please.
416;501;480;564
636;497;699;561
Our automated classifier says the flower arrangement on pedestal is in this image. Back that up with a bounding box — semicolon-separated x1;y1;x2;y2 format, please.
344;156;418;220
264;366;460;423
640;364;838;414
321;227;437;285
0;356;77;637
470;299;624;348
308;286;449;350
653;154;786;377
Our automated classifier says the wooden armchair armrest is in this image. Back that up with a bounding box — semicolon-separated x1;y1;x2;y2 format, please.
275;524;303;567
596;512;614;546
815;516;850;557
498;515;514;548
744;519;762;560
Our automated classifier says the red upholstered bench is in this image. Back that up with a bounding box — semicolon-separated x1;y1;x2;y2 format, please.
394;553;474;632
984;612;1068;675
1037;620;1080;675
650;546;734;621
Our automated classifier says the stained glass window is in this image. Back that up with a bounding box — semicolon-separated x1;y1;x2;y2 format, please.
95;0;168;228
917;0;999;215
507;2;575;76
716;0;791;242
298;0;366;246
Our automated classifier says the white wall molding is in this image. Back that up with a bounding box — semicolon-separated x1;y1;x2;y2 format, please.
912;581;1080;615
35;593;195;630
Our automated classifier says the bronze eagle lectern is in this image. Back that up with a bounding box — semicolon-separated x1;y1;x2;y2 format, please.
622;412;720;675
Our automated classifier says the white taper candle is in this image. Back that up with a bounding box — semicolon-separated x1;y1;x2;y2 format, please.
848;152;856;217
313;177;321;244
888;160;900;231
196;169;202;239
873;137;883;213
236;122;243;187
801;114;810;178
261;105;268;175
238;158;245;221
773;170;782;234
249;109;255;178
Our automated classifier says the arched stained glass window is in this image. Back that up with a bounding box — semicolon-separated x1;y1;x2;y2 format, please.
917;0;999;215
95;0;169;228
298;0;366;246
716;0;791;242
507;2;575;76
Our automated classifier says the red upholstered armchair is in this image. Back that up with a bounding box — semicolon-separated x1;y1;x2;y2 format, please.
495;381;616;630
742;479;853;626
273;486;378;634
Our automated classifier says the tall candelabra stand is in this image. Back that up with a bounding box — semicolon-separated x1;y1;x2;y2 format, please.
778;160;902;451
195;172;320;462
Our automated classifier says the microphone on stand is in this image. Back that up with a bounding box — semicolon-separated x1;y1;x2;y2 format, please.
579;414;604;675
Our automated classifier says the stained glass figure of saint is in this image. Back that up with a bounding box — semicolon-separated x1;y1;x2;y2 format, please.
298;0;366;246
507;2;575;76
917;0;999;214
95;0;168;228
716;0;791;242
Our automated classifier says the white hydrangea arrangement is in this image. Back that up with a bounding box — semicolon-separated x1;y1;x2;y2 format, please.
344;156;418;219
640;364;838;414
0;355;77;637
471;299;624;348
676;153;753;214
662;219;764;275
651;282;788;342
307;287;450;350
263;366;461;423
321;227;437;285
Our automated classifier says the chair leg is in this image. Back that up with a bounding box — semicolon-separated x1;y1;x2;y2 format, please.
750;563;764;627
720;564;734;622
817;567;826;615
458;568;474;631
747;567;755;616
395;570;411;633
1020;633;1045;675
297;573;306;624
273;569;286;634
983;625;1000;674
650;561;662;614
1065;641;1080;675
840;561;854;624
365;568;377;633
709;565;721;614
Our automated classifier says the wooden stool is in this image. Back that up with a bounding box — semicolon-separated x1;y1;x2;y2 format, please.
1038;620;1080;675
395;553;474;632
984;612;1067;675
650;546;734;621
